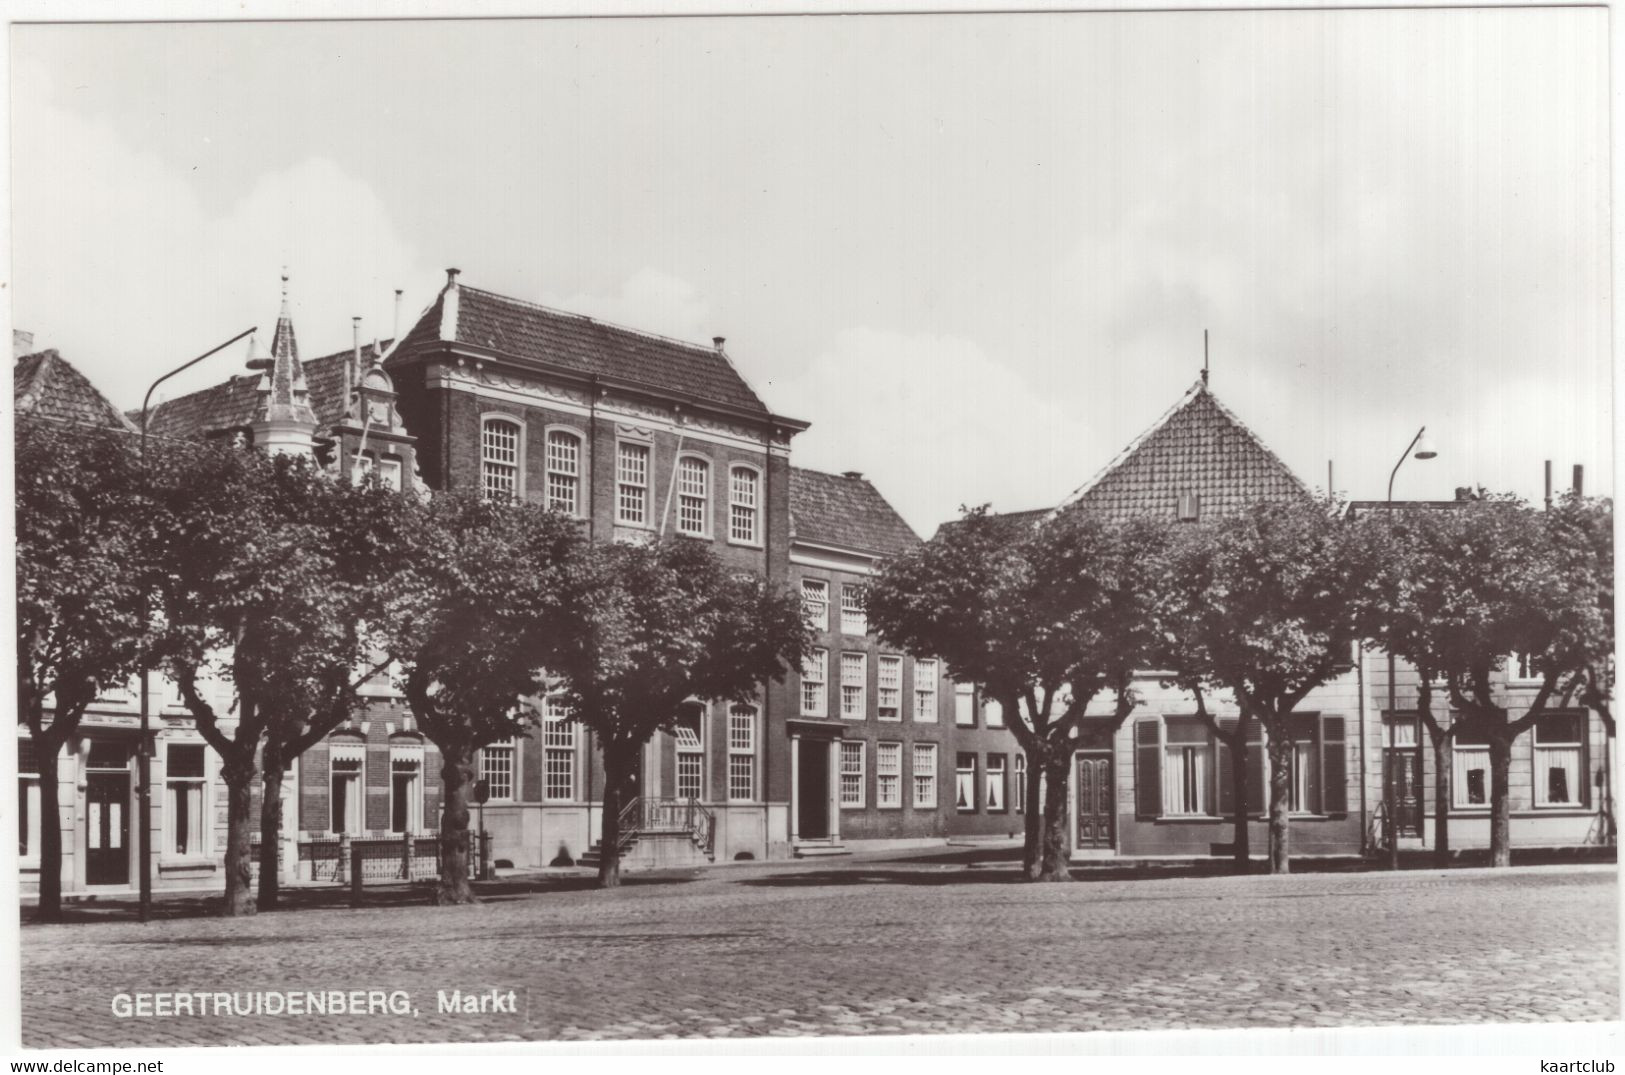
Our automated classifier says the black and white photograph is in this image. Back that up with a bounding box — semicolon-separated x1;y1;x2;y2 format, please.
3;1;1619;1061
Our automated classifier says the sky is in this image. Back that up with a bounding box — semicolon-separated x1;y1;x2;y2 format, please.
10;9;1612;535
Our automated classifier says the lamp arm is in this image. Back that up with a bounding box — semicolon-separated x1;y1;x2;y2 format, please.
1386;425;1427;506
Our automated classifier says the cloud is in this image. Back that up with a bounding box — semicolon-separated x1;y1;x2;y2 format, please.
12;58;435;411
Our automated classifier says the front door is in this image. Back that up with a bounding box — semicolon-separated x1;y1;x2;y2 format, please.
1075;754;1113;850
85;772;131;886
1384;749;1423;837
797;741;830;840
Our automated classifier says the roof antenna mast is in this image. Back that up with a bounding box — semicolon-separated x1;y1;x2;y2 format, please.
1202;329;1210;386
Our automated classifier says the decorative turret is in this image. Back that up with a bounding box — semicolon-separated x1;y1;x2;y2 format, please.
249;271;320;456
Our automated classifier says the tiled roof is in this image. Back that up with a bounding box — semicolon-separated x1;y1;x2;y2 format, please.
143;341;389;441
14;351;138;432
1057;380;1308;521
929;507;1048;542
393;284;771;416
790;468;920;558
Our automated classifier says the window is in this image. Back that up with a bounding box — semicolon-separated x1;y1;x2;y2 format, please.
1534;713;1586;808
1509;651;1542;685
840;585;867;635
954;682;976;726
729;467;759;543
1163;719;1212;817
912;743;938;808
676;456;710;536
877;656;902;721
984;697;1005;728
480;417;521;500
18;738;40;862
481;739;516;802
913;659;938;722
543;713;577;802
617;442;651;525
378;457;403;491
956;753;978;811
877;742;902;808
390;756;422;833
728;706;756;801
801;578;829;631
330;756;363;835
676;709;704;801
840;652;867;719
1014;754;1026;815
545;430;582;515
801;648;828;717
839;741;865;807
986;755;1007;812
165;744;207;856
1453;723;1490;808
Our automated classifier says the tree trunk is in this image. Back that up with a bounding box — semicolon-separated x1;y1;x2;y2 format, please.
257;748;287;911
1228;731;1251;872
220;755;257;916
598;749;625;889
1488;733;1513;868
1033;749;1072;882
32;732;65;923
435;742;477;905
1265;734;1292;875
1022;743;1045;879
1429;727;1451;868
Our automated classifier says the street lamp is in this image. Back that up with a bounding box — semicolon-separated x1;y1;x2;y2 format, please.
135;326;256;924
1384;424;1436;871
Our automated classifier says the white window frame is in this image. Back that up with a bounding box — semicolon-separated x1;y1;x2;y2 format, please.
728;465;761;545
801;648;828;718
984;696;1005;728
675;454;711;537
164;742;210;858
616;440;651;526
839;740;866;808
480;414;523;501
389;754;423;834
1014;753;1026;815
840;652;867;720
675;708;705;802
802;578;829;632
877;741;902;809
877;655;902;721
1452;732;1491;809
1533;713;1585;808
912;742;938;809
544;427;583;516
986;754;1007;813
18;738;42;867
1507;651;1543;686
480;738;517;803
542;706;578;803
840;585;868;636
1162;720;1213;818
913;659;939;723
956;752;978;812
330;755;364;835
954;681;976;726
728;705;757;802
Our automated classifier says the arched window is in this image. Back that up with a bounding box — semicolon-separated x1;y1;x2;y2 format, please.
481;417;522;500
676;456;710;536
545;429;582;515
729;466;759;543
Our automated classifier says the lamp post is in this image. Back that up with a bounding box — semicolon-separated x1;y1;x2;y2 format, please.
1383;425;1437;871
135;326;256;924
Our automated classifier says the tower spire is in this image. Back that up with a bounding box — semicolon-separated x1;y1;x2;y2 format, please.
251;269;319;454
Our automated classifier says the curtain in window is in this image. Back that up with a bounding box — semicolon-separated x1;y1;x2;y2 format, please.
1453;747;1489;806
1163;744;1207;815
1536;746;1582;806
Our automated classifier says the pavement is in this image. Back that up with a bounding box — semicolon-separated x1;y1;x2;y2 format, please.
16;850;1619;1046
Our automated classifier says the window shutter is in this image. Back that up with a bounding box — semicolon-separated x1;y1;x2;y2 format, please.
1216;720;1237;815
1134;719;1161;819
1245;719;1266;815
1580;712;1593;809
1321;716;1347;816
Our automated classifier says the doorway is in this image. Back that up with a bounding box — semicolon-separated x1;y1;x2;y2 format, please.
797;741;830;840
85;772;131;886
1075;753;1113;850
1384;748;1423;837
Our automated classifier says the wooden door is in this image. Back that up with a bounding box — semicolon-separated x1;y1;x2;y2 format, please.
1075;755;1113;849
1385;749;1423;837
797;741;829;839
85;772;131;885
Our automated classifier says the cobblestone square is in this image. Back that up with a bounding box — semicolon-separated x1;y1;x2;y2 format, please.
18;856;1619;1047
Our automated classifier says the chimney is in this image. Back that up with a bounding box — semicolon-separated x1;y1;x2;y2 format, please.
713;336;726;353
1573;464;1585;496
393;289;403;342
445;267;461;289
842;470;864;481
350;317;362;406
12;329;34;358
1544;460;1553;509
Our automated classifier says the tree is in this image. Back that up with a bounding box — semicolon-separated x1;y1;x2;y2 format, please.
15;419;149;922
1161;496;1361;875
1357;493;1613;867
548;538;809;889
392;493;587;905
147;444;359;916
866;507;1171;881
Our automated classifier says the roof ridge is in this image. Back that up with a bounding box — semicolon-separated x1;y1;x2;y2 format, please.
1055;378;1207;510
459;284;723;357
1195;383;1310;497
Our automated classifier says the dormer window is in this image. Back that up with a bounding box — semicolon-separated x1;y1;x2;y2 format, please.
1178;492;1201;522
